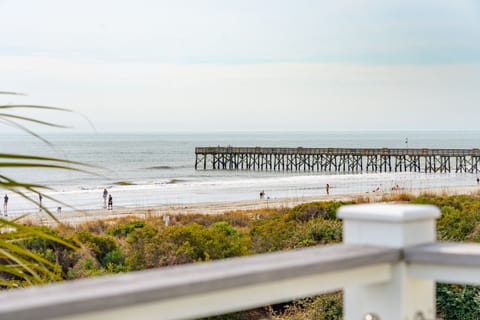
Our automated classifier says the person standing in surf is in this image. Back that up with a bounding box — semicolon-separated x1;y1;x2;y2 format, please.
108;194;113;210
103;188;108;208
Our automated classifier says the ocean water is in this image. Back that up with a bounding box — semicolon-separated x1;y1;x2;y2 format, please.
1;131;480;215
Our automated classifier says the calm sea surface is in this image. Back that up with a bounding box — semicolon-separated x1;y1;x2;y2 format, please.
1;131;479;214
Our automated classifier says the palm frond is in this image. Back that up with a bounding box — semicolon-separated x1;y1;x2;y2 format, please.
0;219;77;251
0;104;96;142
0;92;26;96
0;153;88;166
0;104;71;112
0;240;58;271
0;113;70;128
0;96;94;286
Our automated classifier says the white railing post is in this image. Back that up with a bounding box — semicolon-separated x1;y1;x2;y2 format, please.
338;204;440;320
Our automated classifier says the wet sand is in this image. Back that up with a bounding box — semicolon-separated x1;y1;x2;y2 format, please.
18;185;480;227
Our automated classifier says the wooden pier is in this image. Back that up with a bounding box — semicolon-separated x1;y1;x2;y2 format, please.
195;147;480;173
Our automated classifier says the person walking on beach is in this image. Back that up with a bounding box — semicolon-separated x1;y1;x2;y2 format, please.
163;214;170;227
477;177;479;185
3;194;8;216
103;188;108;208
325;184;330;196
259;190;265;199
108;194;113;210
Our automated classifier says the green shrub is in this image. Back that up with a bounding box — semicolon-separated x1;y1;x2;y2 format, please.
67;255;105;279
107;221;145;237
272;292;343;320
296;219;342;247
249;213;297;253
125;224;160;270
75;231;120;268
437;284;480;320
287;201;346;222
158;222;250;265
437;207;477;241
413;194;477;211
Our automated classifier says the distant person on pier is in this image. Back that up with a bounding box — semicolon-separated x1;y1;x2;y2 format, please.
3;194;8;216
325;184;330;195
103;188;108;208
108;194;113;210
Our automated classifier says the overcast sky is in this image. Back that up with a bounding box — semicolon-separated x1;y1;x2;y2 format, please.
0;0;479;132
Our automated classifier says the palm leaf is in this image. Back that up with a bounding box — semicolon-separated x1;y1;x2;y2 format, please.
0;95;94;286
0;92;26;96
0;113;70;128
0;104;71;112
0;104;96;133
0;104;95;143
0;153;87;165
0;240;59;273
0;185;64;225
0;219;77;251
0;117;54;145
0;248;41;283
0;176;88;224
0;264;36;284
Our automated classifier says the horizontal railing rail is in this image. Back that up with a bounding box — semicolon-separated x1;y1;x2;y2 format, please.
405;242;480;267
0;244;399;320
406;242;480;286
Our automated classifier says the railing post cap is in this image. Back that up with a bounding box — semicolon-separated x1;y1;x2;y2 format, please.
337;203;440;223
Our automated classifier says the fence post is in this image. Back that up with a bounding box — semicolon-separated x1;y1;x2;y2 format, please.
338;203;440;320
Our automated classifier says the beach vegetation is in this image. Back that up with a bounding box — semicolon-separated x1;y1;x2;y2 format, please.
286;201;348;222
106;220;145;237
436;284;480;320
3;192;480;319
250;212;297;253
75;231;123;269
124;224;160;270
271;292;343;320
126;221;250;270
296;219;343;247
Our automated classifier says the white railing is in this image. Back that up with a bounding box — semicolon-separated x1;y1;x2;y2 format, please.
0;203;479;320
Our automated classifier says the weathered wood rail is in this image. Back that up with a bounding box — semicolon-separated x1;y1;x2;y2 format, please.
195;146;480;173
3;203;480;320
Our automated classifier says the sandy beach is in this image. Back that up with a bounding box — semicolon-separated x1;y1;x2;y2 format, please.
17;185;480;227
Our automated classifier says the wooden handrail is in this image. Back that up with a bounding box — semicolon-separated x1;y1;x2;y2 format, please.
0;244;399;320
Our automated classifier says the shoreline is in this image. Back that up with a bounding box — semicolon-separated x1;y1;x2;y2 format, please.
18;185;480;227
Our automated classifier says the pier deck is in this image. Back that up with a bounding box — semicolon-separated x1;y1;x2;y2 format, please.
195;147;480;173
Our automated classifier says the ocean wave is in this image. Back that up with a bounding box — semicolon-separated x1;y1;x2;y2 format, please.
146;165;174;170
145;165;190;170
114;181;136;186
167;179;186;184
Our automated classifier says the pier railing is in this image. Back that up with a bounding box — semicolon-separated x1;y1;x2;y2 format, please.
1;203;480;320
195;146;480;173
